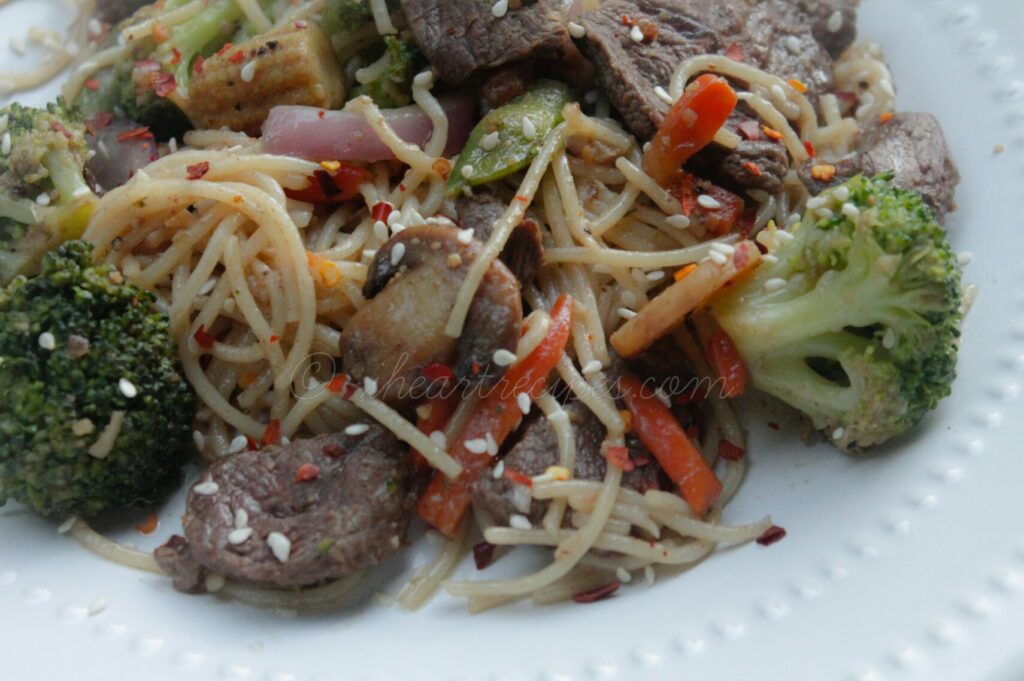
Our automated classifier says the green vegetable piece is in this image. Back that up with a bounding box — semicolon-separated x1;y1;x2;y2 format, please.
351;37;424;108
446;79;572;197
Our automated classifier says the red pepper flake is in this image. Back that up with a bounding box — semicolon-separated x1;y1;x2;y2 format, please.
515;195;529;203
767;422;781;431
193;55;205;75
473;541;497;570
810;164;836;182
787;78;808;94
761;125;784;141
135;514;159;535
757;525;787;546
295;463;321;483
84;78;101;91
620;14;635;27
879;112;894;124
572;581;621;604
421;362;456;385
228;50;246;65
87;111;114;134
269;335;280;344
117;126;152;142
294;20;308;29
835;91;858;106
323;443;345;459
718;439;746;462
134;59;160;73
471;361;482;376
215;42;235;57
742;161;763;177
685;424;700;441
50;121;74;140
371;201;393;223
246;436;260;451
186;161;210;180
261;419;282;448
638;20;659;42
317;110;325;119
724;42;744;62
326;373;357;400
169;47;182;66
193;324;215;350
606;445;635;472
803;140;816;158
504;468;533;488
737;119;762;141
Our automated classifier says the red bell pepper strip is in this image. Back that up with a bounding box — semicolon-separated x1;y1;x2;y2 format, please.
642;74;738;188
417;294;574;536
618;374;723;515
706;328;748;398
412;393;460;474
285;164;373;204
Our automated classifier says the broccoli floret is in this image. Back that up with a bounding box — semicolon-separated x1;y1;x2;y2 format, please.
74;0;274;140
0;100;98;285
0;241;195;520
351;37;424;107
709;175;963;450
321;0;374;35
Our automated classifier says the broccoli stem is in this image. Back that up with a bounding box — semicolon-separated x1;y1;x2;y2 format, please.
158;0;247;97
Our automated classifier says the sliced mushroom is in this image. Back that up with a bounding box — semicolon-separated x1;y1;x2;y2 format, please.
457;190;544;284
341;224;523;404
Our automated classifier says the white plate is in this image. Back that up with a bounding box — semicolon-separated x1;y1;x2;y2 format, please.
3;1;1024;679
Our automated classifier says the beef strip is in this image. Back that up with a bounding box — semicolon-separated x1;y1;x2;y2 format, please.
577;0;859;192
155;428;412;591
799;112;960;218
399;0;574;84
472;402;662;526
457;191;544;283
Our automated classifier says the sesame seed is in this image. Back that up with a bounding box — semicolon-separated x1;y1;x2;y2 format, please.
697;194;722;210
568;21;586;38
521;117;537;140
957;251;973;267
72;418;95;436
194;481;219;496
2;132;11;156
771;83;787;102
491;0;508;18
363;377;378;396
666;214;691;229
87;598;108;616
492;460;506;479
385;209;402;227
710;241;735;256
280;436;290;445
775;229;795;242
785;36;802;54
88;18;102;36
655;387;672;408
228;527;253;545
646;270;666;282
38;331;56;350
816;207;834;219
390;242;406;266
644;565;656;585
827;10;844;32
582;360;603;374
267;532;291;563
832;427;846;440
36;193;52;206
509;514;532;530
841;203;860;220
190;430;205;453
762;254;779;264
709;250;728;265
57;517;77;534
618;307;637;320
621;290;637;307
228;435;248;454
235;508;249;528
460;164;475;179
516;392;532;415
480;131;500;151
806;197;827;210
240;60;257;83
833;186;851;202
429;430;447;448
485;432;499;456
882;327;897;349
629;24;644;43
764;278;788;292
457;228;475;244
493;348;517;366
616;567;633;583
654;85;674;105
118;378;138;399
391;222;406;233
464;438;488;454
373;220;389;241
345;423;370;436
390;535;400;549
205;574;225;593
